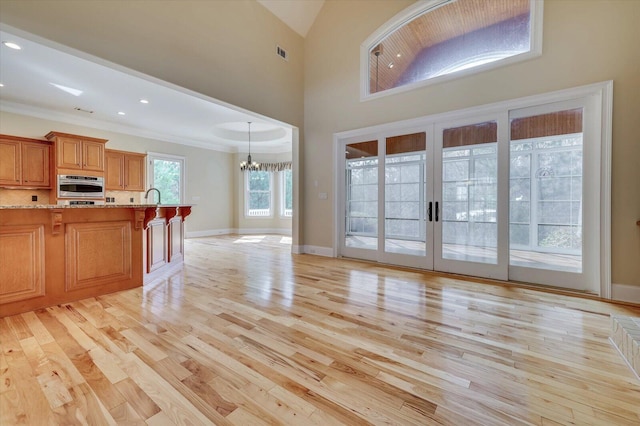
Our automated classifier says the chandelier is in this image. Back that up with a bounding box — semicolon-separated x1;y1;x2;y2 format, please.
240;121;260;171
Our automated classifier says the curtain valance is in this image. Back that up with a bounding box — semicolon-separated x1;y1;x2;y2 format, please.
240;161;292;172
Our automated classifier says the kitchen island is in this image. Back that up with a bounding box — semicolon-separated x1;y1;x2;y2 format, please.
0;204;191;317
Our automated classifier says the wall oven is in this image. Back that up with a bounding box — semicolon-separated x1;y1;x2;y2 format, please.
57;175;105;199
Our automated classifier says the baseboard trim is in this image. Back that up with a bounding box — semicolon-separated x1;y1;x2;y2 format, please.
235;228;292;236
303;245;334;257
291;245;303;255
612;283;640;303
185;229;234;238
186;228;292;238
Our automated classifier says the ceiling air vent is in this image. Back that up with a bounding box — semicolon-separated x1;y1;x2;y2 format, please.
276;45;288;61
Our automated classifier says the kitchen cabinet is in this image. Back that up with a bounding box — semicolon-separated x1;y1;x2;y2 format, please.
45;131;107;172
0;135;51;188
105;149;146;191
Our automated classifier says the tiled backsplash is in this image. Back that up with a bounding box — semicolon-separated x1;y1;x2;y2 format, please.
0;189;51;205
0;189;143;205
105;190;143;204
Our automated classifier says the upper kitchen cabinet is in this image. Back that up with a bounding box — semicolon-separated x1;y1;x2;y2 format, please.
0;135;51;188
105;149;146;191
45;132;107;173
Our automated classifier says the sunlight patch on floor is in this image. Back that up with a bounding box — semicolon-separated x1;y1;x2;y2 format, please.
234;235;266;243
279;236;292;244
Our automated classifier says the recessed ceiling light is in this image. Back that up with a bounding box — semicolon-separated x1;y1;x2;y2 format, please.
0;83;4;87
396;53;402;58
118;111;126;116
2;41;21;50
388;62;394;69
139;99;149;104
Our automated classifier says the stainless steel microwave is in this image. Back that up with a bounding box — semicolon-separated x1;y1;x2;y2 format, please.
57;175;105;199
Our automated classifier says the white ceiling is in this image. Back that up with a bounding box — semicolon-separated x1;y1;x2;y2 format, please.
0;27;293;153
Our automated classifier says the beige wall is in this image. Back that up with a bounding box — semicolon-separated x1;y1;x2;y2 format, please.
0;111;235;234
303;0;640;287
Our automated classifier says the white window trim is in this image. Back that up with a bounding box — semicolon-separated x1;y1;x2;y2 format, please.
359;0;544;101
280;169;293;218
335;80;613;298
245;170;273;218
146;151;186;204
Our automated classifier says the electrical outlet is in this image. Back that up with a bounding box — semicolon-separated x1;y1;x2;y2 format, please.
130;197;134;203
31;195;37;202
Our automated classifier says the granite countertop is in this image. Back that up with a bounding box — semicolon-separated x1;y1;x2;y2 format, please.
0;204;154;209
1;204;193;210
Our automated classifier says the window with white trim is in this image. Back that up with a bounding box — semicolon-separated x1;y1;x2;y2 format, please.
280;169;293;217
245;170;272;217
147;152;185;204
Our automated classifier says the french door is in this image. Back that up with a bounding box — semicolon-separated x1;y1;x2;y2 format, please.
337;85;607;294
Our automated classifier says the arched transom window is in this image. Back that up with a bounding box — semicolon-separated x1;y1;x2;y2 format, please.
362;0;543;99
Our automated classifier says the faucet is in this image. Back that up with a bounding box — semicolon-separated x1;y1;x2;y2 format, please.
144;187;162;205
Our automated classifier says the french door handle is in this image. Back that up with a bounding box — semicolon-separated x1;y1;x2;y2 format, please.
435;202;439;222
428;202;432;222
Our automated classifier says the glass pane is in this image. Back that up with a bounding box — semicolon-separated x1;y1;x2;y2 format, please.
384;133;426;256
369;0;532;94
152;159;181;204
509;109;583;273
441;123;498;264
284;170;293;212
346;141;378;250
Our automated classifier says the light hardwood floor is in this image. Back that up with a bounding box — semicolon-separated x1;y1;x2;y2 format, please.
1;234;639;425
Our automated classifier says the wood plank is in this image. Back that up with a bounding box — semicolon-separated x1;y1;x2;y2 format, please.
0;235;638;425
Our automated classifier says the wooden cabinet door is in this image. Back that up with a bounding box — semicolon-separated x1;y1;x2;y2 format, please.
22;142;50;187
56;137;82;169
0;224;45;304
147;219;167;273
82;140;105;171
0;139;21;186
105;150;125;190
125;154;145;191
168;217;184;263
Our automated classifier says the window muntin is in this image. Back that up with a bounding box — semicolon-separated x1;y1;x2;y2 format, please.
246;170;272;217
281;169;293;217
363;0;540;98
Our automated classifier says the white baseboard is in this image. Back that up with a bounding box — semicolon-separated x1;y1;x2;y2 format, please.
303;245;334;257
186;228;292;238
291;245;303;254
612;283;640;304
235;228;292;236
185;229;234;238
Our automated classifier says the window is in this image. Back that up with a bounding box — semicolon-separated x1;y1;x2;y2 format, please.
280;169;293;217
361;0;543;98
246;170;272;217
147;152;185;204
